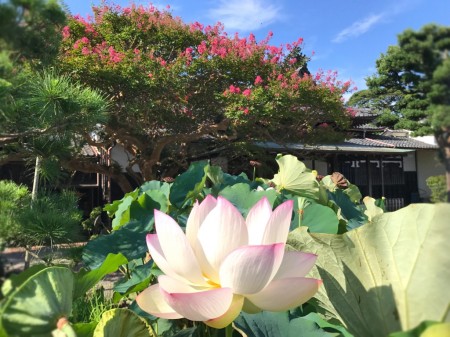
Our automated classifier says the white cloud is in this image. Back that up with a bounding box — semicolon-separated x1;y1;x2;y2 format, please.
332;13;384;43
208;0;281;31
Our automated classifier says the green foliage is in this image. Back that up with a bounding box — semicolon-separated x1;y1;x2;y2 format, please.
349;24;450;136
426;175;447;203
16;190;83;246
71;288;115;325
234;311;347;337
0;180;30;247
0;0;67;67
287;203;450;337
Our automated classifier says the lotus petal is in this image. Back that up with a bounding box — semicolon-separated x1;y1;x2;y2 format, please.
219;243;285;295
205;295;245;329
136;284;183;319
246;197;272;245
261;200;293;245
246;277;321;311
185;196;218;280
186;195;217;246
273;251;317;280
153;210;206;285
158;275;233;321
198;197;248;277
146;234;188;283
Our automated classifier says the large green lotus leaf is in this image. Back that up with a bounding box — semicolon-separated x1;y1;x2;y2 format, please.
111;195;135;229
169;160;209;209
1;266;74;337
112;190;168;230
271;154;320;200
219;183;279;217
74;253;128;299
139;180;171;198
299;201;339;234
328;189;366;230
104;189;138;217
233;311;332;337
113;263;153;300
343;184;362;203
1;264;47;298
93;308;156;337
302;313;354;337
82;220;149;269
362;196;384;221
287;203;450;337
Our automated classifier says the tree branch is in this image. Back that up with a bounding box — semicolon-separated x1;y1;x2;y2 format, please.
140;119;231;179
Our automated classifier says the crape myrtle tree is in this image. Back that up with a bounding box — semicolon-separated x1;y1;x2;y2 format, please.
348;24;450;201
57;3;352;191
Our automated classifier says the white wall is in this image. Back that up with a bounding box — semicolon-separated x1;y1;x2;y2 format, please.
416;150;445;199
110;145;141;173
315;160;329;176
403;152;416;172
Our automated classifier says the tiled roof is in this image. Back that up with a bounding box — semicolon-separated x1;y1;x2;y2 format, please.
257;135;438;154
347;136;438;149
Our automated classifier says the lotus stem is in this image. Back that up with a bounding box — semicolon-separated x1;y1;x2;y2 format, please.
225;324;233;337
56;317;77;337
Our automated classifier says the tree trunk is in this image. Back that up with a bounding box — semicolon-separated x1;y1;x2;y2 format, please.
62;158;134;194
436;127;450;202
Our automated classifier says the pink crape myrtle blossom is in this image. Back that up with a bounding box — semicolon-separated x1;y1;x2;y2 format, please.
137;196;321;328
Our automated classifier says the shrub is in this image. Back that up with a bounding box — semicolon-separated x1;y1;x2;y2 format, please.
0;180;30;248
426;175;447;203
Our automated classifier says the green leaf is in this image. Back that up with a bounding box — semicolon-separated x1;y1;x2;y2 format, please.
139;180;171;198
93;308;156;337
328;189;366;229
82;220;150;269
420;322;450;337
343;184;362;203
111;195;135;229
219;183;279;217
287;203;450;337
129;190;169;227
207;165;225;186
1;264;47;298
113;263;153;296
299;202;339;234
233;311;332;337
271;154;319;200
104;189;138;217
72;322;97;337
362;196;384;222
1;266;74;337
74;253;128;299
172;327;199;337
388;321;440;337
302;313;355;337
169;161;209;209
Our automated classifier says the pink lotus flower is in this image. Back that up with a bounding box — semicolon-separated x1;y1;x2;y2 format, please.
137;196;321;328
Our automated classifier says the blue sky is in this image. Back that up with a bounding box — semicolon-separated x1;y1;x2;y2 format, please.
64;0;450;98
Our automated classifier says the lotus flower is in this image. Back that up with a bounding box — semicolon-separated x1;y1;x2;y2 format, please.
137;196;321;328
